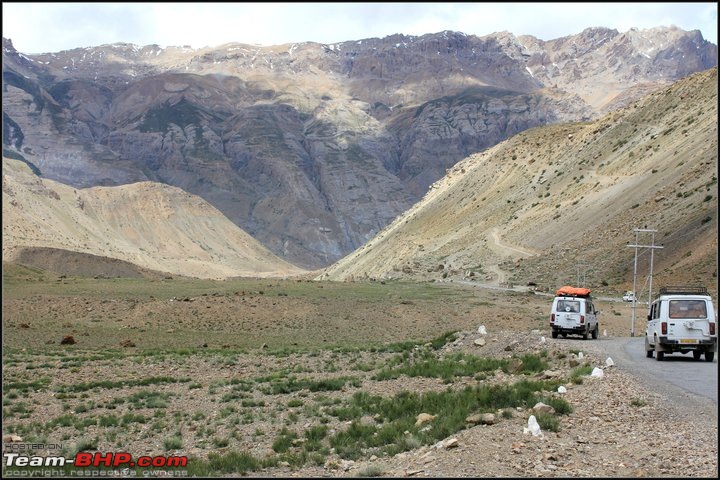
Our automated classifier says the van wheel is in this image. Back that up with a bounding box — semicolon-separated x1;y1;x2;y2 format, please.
551;331;558;339
693;350;702;361
582;327;589;340
645;337;653;357
655;350;664;361
591;323;599;339
706;351;715;362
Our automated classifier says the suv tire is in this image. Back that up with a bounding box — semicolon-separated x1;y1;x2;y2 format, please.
591;323;599;339
706;351;715;362
645;337;654;357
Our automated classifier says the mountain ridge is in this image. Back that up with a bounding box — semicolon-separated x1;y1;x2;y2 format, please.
2;27;717;268
317;67;718;293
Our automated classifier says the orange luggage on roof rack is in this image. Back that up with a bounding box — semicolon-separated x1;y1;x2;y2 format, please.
556;286;591;297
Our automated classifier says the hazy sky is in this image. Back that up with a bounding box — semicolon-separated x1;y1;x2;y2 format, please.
3;2;718;54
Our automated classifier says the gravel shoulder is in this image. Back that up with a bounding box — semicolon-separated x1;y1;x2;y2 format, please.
301;332;719;478
570;336;718;420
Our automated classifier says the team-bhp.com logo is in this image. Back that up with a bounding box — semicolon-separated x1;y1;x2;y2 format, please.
5;452;188;468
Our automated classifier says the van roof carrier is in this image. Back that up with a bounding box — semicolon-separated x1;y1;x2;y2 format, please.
658;286;708;295
556;286;591;297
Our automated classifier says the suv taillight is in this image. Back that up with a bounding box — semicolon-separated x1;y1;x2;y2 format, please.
550;314;555;325
580;315;585;324
710;323;716;336
661;322;667;335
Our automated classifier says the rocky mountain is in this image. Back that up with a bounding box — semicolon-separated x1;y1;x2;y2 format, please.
2;157;305;279
2;27;716;268
318;68;718;294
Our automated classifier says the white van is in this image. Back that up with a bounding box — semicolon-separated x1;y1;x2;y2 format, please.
645;286;717;362
550;286;599;340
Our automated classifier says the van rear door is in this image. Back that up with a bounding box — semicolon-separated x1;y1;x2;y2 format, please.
555;298;583;329
665;297;713;344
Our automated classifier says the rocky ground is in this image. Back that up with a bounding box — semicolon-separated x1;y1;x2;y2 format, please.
256;332;718;478
2;329;717;478
2;272;717;478
362;341;716;478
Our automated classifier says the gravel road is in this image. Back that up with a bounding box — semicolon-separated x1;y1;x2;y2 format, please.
594;336;718;404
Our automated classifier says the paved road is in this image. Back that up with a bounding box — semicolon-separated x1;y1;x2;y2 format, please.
454;281;718;408
592;335;718;405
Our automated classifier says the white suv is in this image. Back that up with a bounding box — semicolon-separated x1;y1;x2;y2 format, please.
550;287;599;340
645;286;717;362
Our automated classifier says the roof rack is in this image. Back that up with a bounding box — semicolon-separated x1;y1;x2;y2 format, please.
658;286;708;295
555;286;591;297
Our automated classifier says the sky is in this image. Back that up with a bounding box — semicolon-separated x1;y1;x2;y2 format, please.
2;2;718;54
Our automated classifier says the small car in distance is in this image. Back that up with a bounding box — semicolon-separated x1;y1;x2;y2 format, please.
623;291;636;302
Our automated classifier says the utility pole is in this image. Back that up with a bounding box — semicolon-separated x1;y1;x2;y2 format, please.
576;263;588;287
627;228;664;337
647;230;658;306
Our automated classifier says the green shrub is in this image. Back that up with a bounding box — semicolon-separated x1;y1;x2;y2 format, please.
163;436;183;450
535;412;560;432
272;428;298;453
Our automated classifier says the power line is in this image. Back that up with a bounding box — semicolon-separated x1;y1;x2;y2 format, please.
627;228;663;337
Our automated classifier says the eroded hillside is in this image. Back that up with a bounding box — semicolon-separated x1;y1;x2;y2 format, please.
318;68;718;294
2;158;306;279
2;28;715;268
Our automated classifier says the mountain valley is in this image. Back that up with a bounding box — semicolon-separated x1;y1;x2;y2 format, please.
2;26;716;270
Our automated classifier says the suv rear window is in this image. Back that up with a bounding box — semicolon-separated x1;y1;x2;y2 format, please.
557;300;581;312
668;300;707;319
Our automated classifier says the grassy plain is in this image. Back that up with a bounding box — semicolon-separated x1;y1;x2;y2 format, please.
2;264;633;476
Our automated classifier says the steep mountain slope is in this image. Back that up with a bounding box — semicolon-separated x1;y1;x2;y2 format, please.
2;28;716;268
318;68;718;293
2;158;305;279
